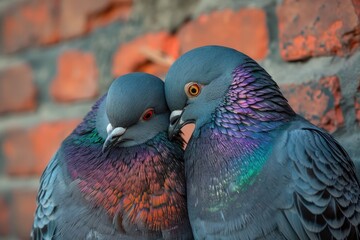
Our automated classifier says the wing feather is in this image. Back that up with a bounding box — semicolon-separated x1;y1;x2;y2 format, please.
31;152;60;240
283;128;360;239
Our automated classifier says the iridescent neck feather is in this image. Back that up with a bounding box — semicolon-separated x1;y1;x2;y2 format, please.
185;60;296;214
62;97;187;232
211;60;296;138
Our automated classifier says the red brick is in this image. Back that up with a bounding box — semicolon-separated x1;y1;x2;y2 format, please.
0;64;36;114
59;0;132;39
2;119;80;176
2;0;59;52
281;76;344;133
10;189;37;239
178;8;269;60
181;124;195;148
50;50;99;103
353;0;360;20
87;0;132;30
2;130;35;175
277;0;360;61
0;195;10;236
112;32;179;77
135;63;169;78
355;82;360;123
1;0;132;52
356;97;360;123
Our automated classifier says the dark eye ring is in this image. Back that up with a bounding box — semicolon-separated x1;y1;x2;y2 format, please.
142;108;154;121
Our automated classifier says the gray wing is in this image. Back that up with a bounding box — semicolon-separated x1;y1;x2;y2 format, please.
280;128;360;239
31;152;60;240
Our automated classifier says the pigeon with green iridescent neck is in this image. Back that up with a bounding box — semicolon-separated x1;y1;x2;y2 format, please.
165;46;360;239
31;73;193;240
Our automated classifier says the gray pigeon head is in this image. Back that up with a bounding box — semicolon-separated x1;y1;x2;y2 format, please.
165;45;250;137
97;72;169;150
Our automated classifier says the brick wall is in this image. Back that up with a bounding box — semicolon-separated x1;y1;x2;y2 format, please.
0;0;359;239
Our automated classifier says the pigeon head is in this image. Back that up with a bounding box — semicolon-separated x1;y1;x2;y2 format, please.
165;46;253;138
98;73;169;151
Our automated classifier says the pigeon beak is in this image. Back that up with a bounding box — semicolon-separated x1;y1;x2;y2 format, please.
168;110;185;140
102;125;127;153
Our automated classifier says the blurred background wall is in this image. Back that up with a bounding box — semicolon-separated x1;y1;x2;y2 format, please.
0;0;359;239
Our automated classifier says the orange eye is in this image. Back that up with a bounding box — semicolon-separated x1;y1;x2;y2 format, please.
186;82;201;97
142;108;154;121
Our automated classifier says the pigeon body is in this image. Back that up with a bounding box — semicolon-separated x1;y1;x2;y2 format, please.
165;46;360;239
32;73;193;240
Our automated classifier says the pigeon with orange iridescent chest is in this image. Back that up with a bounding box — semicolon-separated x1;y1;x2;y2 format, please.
32;73;193;240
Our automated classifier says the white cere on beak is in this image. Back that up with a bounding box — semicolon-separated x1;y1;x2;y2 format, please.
111;127;126;137
106;123;113;134
170;110;183;126
170;110;183;121
102;126;127;153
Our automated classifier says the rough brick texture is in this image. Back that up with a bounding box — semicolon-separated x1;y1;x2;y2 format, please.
10;189;37;239
0;64;36;114
112;31;179;77
278;0;360;61
181;124;195;147
1;0;58;53
2;119;80;176
281;76;344;133
353;0;360;20
50;50;99;102
59;0;132;39
1;1;360;239
0;196;9;235
356;81;360;123
1;0;132;53
178;8;269;60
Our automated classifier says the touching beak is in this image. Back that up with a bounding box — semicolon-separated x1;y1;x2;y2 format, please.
102;124;127;153
168;110;185;140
